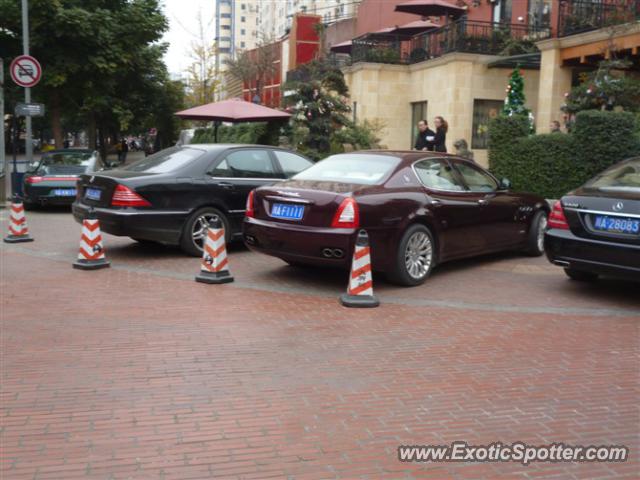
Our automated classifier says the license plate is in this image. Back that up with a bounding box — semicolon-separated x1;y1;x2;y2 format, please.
53;188;77;196
593;215;640;234
85;187;102;201
271;203;304;220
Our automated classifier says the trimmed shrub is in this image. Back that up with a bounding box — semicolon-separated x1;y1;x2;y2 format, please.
191;122;282;146
572;110;640;176
489;111;640;198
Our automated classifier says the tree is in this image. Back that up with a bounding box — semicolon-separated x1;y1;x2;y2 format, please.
183;10;220;107
0;0;177;154
223;37;279;100
502;67;531;117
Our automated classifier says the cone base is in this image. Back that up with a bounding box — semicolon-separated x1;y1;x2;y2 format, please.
73;259;111;270
195;270;234;284
4;235;34;243
340;293;380;308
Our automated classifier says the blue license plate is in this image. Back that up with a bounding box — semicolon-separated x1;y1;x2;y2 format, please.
593;215;640;234
271;203;304;220
53;188;77;196
85;187;102;201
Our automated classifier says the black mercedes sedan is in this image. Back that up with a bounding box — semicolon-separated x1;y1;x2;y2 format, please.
545;156;640;281
72;144;313;255
23;149;103;208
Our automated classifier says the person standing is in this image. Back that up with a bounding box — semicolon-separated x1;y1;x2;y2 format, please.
413;120;436;151
117;138;129;164
433;116;448;152
550;120;562;133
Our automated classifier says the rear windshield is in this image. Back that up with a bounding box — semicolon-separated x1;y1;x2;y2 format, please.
28;151;93;174
293;154;400;185
585;158;640;192
123;146;205;173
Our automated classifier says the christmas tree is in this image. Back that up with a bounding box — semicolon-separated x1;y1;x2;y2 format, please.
503;67;531;117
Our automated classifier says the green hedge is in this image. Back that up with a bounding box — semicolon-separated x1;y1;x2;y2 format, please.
489;110;640;198
191;122;282;146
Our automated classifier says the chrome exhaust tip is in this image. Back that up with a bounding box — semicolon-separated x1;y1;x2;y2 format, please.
322;248;334;258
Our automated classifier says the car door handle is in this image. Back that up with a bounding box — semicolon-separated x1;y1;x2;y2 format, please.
478;199;489;206
215;182;235;189
430;199;442;207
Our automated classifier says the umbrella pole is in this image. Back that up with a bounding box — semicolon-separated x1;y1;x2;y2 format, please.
214;121;219;143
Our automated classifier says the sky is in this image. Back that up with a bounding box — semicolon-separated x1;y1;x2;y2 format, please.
160;0;216;76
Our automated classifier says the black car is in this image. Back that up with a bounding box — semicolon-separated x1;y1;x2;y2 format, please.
72;144;314;255
545;156;640;281
23;149;103;208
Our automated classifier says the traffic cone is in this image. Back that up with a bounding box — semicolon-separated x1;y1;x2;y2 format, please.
4;196;34;243
340;229;379;308
73;210;110;270
195;217;234;284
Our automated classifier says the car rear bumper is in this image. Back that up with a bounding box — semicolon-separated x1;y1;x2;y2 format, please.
545;228;640;280
72;201;188;244
24;184;78;205
243;217;356;268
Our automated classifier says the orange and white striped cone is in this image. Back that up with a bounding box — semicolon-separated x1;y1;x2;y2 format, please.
72;210;110;270
340;229;379;308
4;196;34;243
195;217;234;284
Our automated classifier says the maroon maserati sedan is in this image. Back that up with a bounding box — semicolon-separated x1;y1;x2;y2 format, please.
243;151;549;286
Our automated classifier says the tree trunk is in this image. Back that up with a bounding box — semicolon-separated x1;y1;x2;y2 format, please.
88;114;96;150
50;90;64;148
98;126;107;164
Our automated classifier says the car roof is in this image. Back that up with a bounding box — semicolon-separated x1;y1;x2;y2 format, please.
335;149;472;165
187;143;291;151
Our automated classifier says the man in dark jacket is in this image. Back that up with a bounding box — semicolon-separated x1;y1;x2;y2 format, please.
414;120;436;151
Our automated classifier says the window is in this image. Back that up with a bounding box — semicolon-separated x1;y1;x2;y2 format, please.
240;28;246;35
210;150;277;178
124;147;205;173
471;99;503;149
454;162;498;192
241;16;246;22
414;159;465;191
241;3;246;10
492;0;512;23
410;101;428;148
585;158;640;192
294;154;400;185
220;13;231;18
221;24;231;30
240;41;246;48
274;151;313;177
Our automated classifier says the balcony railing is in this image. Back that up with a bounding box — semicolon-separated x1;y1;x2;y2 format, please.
350;19;551;66
558;0;640;37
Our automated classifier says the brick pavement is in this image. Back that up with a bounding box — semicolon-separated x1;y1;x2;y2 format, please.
1;209;639;479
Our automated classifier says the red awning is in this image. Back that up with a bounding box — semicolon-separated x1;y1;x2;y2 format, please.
329;40;353;54
395;0;466;18
175;98;291;122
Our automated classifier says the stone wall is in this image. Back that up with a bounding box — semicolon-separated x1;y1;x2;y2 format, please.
343;54;540;167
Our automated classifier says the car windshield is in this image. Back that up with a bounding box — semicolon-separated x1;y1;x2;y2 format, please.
28;151;93;174
123;146;206;173
293;154;400;185
585;158;640;192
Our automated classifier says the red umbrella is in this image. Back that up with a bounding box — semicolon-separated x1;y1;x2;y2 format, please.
394;0;465;18
175;98;291;141
175;98;291;122
329;40;352;54
387;19;440;36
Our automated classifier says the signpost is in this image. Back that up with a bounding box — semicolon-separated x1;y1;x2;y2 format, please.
15;102;45;117
9;55;42;89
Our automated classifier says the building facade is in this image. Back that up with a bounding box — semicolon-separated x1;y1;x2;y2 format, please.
333;0;639;166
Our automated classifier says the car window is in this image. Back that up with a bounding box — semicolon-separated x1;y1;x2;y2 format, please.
273;151;313;177
585;158;640;192
123;146;204;173
454;162;498;192
413;159;465;191
293;154;400;185
211;150;277;178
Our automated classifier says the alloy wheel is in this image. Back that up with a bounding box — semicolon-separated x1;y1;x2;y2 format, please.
404;231;433;280
536;214;548;253
192;213;220;250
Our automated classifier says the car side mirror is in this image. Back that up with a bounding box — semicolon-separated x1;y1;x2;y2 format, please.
499;178;512;190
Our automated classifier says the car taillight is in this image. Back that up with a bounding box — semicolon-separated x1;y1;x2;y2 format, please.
25;176;44;184
548;201;569;230
245;190;255;218
25;176;78;184
332;197;359;228
111;184;151;207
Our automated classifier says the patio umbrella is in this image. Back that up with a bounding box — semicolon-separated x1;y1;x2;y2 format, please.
175;98;291;141
329;40;353;54
394;0;465;18
387;19;440;36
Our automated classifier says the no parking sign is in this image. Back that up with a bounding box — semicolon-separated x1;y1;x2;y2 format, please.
10;55;42;88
